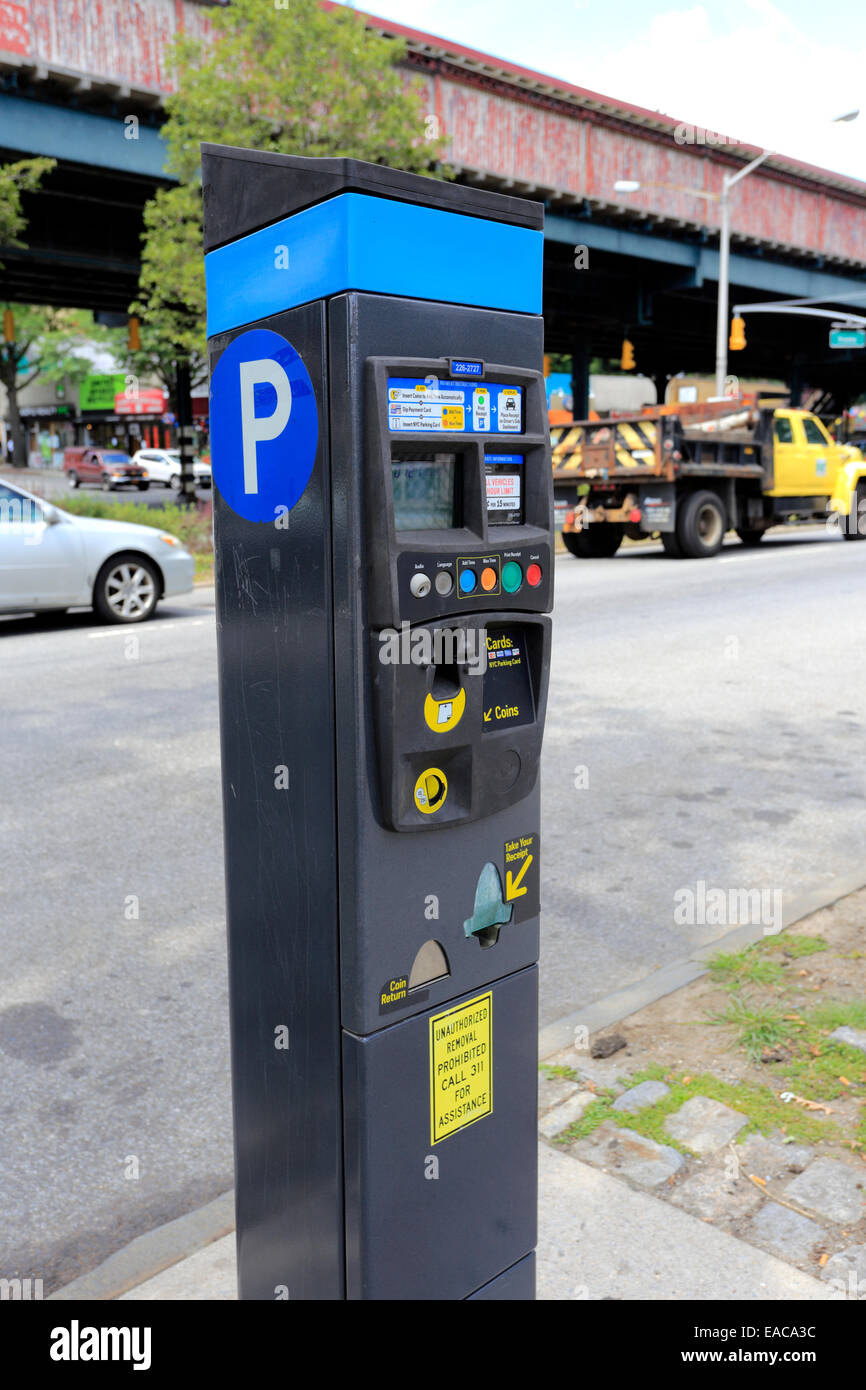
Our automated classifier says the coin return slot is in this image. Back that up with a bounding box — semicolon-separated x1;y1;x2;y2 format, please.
408;939;451;990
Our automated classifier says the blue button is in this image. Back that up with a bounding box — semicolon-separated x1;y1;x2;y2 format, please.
459;568;477;594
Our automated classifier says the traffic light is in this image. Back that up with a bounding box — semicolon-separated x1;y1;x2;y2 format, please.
128;315;141;351
729;316;746;351
3;308;14;343
621;338;636;370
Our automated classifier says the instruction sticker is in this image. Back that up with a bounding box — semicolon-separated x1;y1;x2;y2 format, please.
504;832;539;921
429;991;492;1144
388;378;523;434
483;627;534;731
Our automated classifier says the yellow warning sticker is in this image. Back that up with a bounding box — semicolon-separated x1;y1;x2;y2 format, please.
429;991;492;1144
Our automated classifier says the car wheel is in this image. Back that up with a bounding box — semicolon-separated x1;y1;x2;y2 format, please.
94;554;160;624
101;474;116;492
170;473;182;492
136;482;150;491
67;471;79;489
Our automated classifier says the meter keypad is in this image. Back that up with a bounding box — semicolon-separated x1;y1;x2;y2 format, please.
397;547;548;617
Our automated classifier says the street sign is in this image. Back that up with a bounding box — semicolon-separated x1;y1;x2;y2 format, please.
829;328;866;349
210;328;318;522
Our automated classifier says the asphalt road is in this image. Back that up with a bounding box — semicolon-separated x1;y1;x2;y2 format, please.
1;527;865;1289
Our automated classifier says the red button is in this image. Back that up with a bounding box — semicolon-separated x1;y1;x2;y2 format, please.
526;563;542;588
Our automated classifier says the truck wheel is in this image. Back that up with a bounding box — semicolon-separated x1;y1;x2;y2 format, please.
661;531;684;558
843;483;866;541
736;527;765;546
562;532;583;557
568;525;624;558
67;471;79;489
677;490;726;558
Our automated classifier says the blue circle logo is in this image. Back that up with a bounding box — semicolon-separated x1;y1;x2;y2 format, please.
210;328;318;523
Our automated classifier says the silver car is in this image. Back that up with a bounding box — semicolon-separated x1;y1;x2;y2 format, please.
0;478;195;624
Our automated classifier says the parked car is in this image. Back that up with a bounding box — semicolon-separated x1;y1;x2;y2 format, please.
63;446;150;492
130;448;212;491
0;478;195;623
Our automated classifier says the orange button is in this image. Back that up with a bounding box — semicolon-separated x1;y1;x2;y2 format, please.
480;566;498;591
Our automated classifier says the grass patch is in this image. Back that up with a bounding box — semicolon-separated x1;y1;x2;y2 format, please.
808;1000;866;1032
762;934;829;959
708;990;866;1105
553;1092;617;1144
707;947;783;990
539;1063;578;1081
706;934;828;993
554;1070;838;1150
58;494;214;559
194;553;214;584
708;995;792;1060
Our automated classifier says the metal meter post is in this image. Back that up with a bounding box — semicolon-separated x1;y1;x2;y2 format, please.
204;144;553;1300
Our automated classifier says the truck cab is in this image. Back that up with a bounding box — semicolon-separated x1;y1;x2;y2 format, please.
769;410;853;497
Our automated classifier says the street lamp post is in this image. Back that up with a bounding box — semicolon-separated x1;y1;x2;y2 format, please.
616;155;772;397
713;151;772;396
614;112;858;396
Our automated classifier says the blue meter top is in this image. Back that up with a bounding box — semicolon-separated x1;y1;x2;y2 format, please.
387;378;523;434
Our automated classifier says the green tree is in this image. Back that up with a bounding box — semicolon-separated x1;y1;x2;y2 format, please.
0;158;55;256
0;307;101;466
134;0;448;358
120;317;207;414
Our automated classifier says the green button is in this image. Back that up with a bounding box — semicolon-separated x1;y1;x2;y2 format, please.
501;561;523;593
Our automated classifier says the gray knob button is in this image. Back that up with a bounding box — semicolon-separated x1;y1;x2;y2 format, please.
435;571;454;596
409;572;431;598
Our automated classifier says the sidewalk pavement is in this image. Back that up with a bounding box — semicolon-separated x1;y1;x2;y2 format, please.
53;873;865;1302
52;1141;834;1301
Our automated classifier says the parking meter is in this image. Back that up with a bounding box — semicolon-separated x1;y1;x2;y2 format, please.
204;144;553;1300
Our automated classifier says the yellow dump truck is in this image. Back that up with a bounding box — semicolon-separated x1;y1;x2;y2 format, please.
551;403;866;558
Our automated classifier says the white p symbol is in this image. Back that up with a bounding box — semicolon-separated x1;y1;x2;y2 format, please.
239;358;292;494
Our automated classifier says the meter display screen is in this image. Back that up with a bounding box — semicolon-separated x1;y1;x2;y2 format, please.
392;453;456;531
387;378;523;433
485;454;523;526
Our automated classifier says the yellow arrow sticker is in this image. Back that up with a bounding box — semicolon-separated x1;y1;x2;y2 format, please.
506;853;532;900
503;833;539;918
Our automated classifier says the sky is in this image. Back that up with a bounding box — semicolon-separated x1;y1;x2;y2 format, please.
354;0;866;181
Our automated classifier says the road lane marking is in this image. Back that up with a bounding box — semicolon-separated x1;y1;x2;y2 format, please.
87;619;206;639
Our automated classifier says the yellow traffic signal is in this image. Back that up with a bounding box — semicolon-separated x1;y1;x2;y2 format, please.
3;308;14;343
729;316;746;351
128;315;141;351
621;338;636;371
